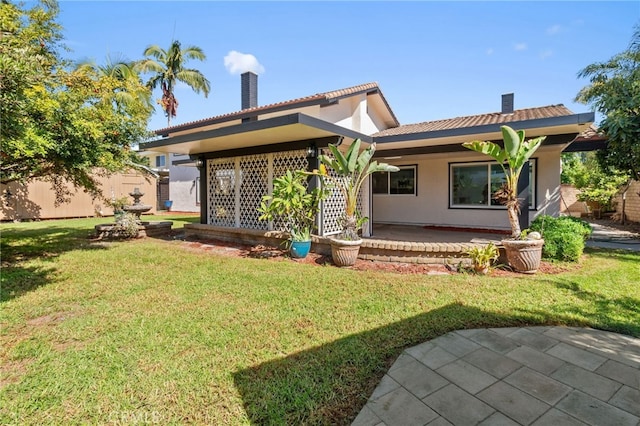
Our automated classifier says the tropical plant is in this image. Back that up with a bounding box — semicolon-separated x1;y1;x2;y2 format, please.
575;24;640;182
136;40;211;126
465;242;499;275
258;170;328;242
314;139;399;240
463;126;546;238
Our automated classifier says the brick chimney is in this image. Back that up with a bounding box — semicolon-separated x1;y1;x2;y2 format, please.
241;71;258;118
241;72;257;123
502;93;514;114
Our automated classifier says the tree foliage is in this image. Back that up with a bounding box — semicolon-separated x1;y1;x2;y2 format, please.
561;152;628;210
137;40;211;126
0;0;153;203
575;24;640;181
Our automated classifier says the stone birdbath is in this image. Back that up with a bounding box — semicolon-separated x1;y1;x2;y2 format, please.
94;188;173;239
122;187;152;222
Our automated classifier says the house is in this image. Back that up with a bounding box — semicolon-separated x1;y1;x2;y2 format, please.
141;72;595;241
137;149;201;213
137;150;171;210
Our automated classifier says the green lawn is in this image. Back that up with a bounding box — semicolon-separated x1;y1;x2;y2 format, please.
1;217;638;425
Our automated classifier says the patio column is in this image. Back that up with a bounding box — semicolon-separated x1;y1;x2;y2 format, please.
518;161;530;230
306;143;321;234
198;158;207;224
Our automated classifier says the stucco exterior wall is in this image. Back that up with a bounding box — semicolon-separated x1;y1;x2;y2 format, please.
372;146;563;231
168;156;200;212
1;171;157;221
320;95;388;134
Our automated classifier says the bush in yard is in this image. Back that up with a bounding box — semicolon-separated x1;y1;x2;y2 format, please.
530;215;593;262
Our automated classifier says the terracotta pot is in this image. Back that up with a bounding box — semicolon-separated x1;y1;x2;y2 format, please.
330;238;362;267
501;238;545;274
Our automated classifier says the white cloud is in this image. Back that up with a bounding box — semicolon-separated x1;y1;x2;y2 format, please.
486;48;494;55
514;42;527;51
546;24;562;35
539;49;553;60
223;51;265;75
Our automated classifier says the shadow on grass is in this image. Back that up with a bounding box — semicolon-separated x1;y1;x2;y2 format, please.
233;303;542;425
233;285;640;425
0;225;108;302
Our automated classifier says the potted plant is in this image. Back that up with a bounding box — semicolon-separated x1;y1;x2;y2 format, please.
463;125;545;273
313;139;399;266
258;170;328;258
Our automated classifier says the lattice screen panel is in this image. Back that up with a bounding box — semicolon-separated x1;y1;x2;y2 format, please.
320;151;364;236
239;155;269;230
272;150;308;231
206;151;309;230
208;158;236;227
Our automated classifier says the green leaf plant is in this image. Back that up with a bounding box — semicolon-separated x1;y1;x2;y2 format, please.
463;126;545;238
258;170;329;243
311;139;399;241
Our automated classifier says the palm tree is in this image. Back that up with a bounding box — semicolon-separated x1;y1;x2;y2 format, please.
136;40;211;126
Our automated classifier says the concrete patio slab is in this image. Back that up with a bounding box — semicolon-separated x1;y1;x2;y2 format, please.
353;327;640;426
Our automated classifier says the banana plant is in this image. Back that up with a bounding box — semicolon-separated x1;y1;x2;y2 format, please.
315;139;399;240
463;125;545;238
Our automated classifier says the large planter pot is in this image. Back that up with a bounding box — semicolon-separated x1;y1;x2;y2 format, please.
502;238;545;274
330;238;363;267
290;240;311;259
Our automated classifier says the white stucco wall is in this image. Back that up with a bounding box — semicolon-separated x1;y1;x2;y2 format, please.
319;95;389;135
168;155;200;212
372;146;563;231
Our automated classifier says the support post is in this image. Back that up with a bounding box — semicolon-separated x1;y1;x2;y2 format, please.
306;143;321;234
198;158;207;224
518;161;530;231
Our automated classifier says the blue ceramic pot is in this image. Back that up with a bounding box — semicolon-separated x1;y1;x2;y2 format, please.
290;240;311;258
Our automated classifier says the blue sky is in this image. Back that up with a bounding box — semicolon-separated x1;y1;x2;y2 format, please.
57;1;639;132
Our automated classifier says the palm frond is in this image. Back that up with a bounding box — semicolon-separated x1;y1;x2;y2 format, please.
175;69;211;96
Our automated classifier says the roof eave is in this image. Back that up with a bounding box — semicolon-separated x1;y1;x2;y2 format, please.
373;112;595;144
141;113;372;155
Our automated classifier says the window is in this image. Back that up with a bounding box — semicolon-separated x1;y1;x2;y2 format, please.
155;155;166;167
373;165;416;195
450;160;536;208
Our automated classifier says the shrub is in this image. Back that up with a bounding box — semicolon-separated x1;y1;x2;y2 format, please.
530;215;592;262
112;213;139;239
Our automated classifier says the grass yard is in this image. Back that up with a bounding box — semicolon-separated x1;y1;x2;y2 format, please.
1;217;639;425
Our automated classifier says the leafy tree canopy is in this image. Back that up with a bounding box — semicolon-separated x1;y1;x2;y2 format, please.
575;24;640;181
0;0;153;203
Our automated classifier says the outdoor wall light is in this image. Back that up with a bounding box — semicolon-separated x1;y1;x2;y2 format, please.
195;159;204;168
306;145;318;158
